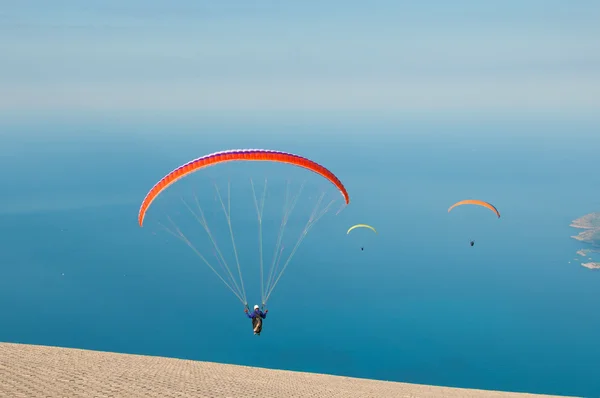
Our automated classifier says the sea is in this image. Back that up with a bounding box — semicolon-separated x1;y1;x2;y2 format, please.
0;117;599;397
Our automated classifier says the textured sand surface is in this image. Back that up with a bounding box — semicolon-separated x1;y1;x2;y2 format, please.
0;342;575;398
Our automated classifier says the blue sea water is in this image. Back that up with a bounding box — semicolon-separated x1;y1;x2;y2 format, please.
0;120;599;397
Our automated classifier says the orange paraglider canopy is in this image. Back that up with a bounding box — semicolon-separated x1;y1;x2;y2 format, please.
138;149;350;227
447;199;500;218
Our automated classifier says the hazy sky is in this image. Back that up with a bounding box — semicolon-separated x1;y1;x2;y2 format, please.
1;1;599;115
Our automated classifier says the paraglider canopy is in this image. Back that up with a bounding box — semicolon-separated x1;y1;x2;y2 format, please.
347;224;377;234
137;148;350;309
447;199;500;218
138;149;350;227
448;200;499;247
347;224;377;251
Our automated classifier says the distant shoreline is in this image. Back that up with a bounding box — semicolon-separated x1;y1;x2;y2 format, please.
569;212;600;230
569;212;600;270
581;262;600;270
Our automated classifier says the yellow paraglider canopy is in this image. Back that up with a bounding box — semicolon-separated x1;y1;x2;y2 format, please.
347;224;377;234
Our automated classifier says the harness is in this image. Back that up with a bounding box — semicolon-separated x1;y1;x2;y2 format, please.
252;312;263;332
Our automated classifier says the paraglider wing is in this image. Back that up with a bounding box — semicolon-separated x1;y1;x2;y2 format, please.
138;149;350;227
346;224;378;234
447;200;500;218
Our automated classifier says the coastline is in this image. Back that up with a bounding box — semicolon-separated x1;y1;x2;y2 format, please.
581;262;600;270
570;213;600;269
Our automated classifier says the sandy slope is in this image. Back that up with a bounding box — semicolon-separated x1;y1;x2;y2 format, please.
0;342;575;398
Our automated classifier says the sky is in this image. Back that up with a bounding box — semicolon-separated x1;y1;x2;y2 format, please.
0;0;599;121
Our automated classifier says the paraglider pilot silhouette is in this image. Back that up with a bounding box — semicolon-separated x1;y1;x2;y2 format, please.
245;305;268;335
